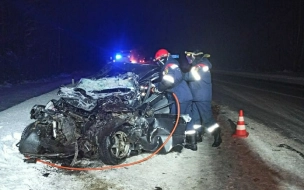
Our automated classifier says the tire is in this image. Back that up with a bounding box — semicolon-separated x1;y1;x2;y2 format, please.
17;122;35;148
98;126;131;165
20;122;36;140
17;122;42;154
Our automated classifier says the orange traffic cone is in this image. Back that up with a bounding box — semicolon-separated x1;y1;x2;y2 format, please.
232;110;249;138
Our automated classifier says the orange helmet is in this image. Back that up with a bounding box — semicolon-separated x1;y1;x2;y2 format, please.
155;49;169;60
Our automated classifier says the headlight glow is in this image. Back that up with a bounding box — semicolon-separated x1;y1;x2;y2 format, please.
115;54;122;60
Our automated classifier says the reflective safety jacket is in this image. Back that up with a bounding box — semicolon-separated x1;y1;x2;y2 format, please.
184;57;212;101
157;57;193;103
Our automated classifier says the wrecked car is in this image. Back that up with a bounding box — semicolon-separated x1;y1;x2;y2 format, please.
17;62;189;165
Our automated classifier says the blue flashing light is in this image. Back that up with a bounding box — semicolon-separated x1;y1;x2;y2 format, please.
115;54;122;60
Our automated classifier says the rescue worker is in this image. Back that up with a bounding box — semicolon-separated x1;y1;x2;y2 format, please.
152;49;197;151
183;50;222;147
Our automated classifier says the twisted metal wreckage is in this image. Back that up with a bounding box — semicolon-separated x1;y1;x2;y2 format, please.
17;62;192;167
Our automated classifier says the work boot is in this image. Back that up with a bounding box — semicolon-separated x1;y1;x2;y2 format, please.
171;145;183;153
184;143;197;151
212;128;222;147
196;131;203;143
185;132;198;151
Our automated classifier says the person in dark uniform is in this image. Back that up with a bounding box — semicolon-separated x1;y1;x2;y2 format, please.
153;49;197;150
183;50;222;147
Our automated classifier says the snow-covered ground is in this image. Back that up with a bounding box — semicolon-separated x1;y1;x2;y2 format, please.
1;72;304;190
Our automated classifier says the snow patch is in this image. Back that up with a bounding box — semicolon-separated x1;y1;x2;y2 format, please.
1;135;13;142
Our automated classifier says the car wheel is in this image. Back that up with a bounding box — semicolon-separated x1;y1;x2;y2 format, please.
20;122;35;140
98;126;130;165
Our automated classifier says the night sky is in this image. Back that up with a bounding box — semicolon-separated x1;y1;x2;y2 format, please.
0;0;303;82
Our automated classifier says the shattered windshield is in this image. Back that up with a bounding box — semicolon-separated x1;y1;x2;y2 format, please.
76;72;137;93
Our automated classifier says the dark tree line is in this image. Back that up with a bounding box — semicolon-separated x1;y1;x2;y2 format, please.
250;0;304;72
1;0;303;85
0;0;100;84
249;0;304;72
206;0;304;72
294;0;304;72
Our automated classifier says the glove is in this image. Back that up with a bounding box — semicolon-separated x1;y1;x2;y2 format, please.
150;83;162;93
151;87;162;93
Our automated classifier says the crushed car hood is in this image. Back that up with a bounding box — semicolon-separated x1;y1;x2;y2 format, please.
57;72;139;111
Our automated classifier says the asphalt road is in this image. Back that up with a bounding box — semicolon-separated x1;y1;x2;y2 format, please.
212;73;304;144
